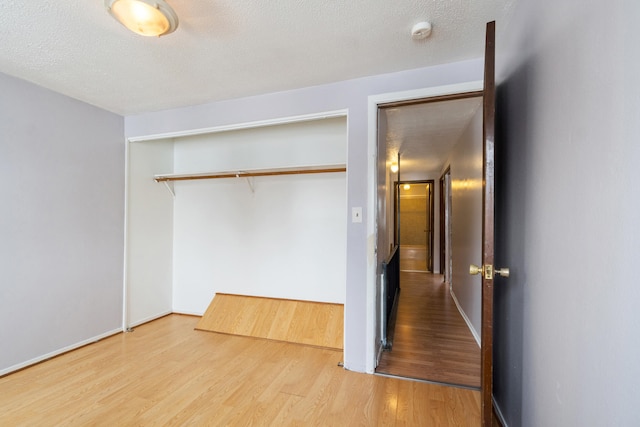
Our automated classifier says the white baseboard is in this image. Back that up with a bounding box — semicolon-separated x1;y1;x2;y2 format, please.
127;310;173;329
0;327;122;377
172;309;204;317
449;288;481;347
376;341;384;366
493;396;509;427
449;290;508;426
2;312;188;378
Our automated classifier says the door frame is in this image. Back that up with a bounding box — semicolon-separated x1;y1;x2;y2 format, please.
439;167;450;276
439;167;453;282
366;81;483;373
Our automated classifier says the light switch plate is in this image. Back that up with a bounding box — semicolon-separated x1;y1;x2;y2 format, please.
352;207;363;223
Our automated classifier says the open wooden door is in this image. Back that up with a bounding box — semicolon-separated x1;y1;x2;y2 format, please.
472;21;510;426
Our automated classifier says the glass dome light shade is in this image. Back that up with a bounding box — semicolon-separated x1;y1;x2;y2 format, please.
106;0;178;37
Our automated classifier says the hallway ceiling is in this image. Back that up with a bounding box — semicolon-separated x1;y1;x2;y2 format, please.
382;96;483;179
0;1;514;116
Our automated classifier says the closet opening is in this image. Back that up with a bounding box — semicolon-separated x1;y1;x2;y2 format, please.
124;112;348;340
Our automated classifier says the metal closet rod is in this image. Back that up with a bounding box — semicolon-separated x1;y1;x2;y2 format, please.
154;165;347;183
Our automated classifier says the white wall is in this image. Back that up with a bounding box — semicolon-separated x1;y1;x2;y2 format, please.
447;106;483;340
0;72;124;375
126;60;484;372
172;118;346;173
125;140;174;326
494;0;640;425
171;118;347;314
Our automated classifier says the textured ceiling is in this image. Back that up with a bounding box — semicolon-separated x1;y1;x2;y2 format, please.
0;1;514;116
382;96;483;178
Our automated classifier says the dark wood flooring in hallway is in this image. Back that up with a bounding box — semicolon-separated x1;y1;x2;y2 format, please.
376;272;481;388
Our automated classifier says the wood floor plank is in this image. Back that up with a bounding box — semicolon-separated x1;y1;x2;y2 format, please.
0;314;480;426
376;273;481;388
400;245;429;271
196;293;344;349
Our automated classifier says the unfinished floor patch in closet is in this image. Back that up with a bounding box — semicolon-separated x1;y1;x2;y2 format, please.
196;293;344;350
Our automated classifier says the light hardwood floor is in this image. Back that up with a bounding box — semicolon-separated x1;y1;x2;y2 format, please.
0;314;480;426
196;294;344;350
376;273;481;388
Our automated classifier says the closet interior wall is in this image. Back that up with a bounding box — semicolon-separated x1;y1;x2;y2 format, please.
125;117;348;325
126;139;174;327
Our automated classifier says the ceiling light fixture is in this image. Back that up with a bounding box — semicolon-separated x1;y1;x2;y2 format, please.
105;0;179;37
390;163;399;173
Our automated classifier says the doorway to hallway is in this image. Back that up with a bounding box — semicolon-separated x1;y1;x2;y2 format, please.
396;181;434;273
374;90;484;388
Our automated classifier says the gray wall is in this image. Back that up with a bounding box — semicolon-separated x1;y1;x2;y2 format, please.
0;72;125;374
495;0;640;425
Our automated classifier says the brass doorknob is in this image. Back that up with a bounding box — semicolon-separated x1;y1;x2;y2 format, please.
469;264;483;275
470;264;510;278
495;267;510;278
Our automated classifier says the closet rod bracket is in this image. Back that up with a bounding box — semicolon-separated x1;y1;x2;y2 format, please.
237;172;255;193
162;181;175;198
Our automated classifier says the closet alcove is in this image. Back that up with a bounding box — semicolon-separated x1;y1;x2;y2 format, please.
124;115;348;328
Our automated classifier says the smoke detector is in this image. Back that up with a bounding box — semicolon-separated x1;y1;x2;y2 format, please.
411;22;432;40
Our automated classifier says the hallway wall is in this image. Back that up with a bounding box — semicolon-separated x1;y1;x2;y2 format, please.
446;106;483;340
495;0;640;425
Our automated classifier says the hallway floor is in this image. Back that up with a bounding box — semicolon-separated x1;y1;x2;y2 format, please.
376;273;481;388
399;245;429;272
